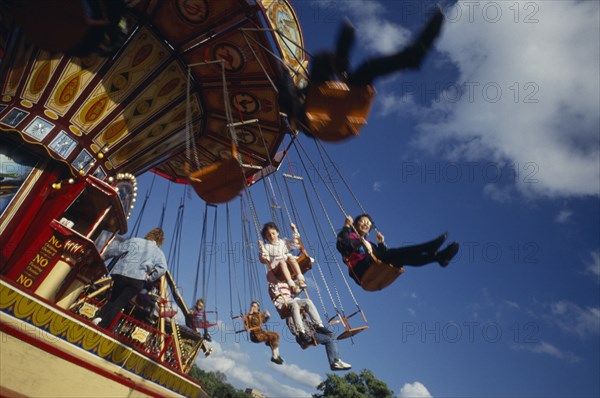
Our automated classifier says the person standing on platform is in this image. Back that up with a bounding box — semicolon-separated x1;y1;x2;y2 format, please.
93;228;167;329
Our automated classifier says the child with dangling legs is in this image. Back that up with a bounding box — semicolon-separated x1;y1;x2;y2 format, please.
258;222;307;294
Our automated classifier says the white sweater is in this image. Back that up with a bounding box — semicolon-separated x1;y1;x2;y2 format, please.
259;231;300;268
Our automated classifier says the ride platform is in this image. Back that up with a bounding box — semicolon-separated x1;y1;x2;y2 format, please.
0;277;208;398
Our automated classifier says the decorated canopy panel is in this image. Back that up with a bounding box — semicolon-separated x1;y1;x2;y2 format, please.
0;0;306;185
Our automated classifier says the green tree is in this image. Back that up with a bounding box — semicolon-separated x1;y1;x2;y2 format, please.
313;369;394;398
188;365;248;398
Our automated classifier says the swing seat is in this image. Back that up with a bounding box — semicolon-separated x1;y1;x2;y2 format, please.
296;253;314;273
268;240;313;282
188;158;246;204
160;308;178;318
270;302;318;347
271;254;313;282
304;82;376;142
189;310;218;329
192;320;217;329
337;325;369;340
271;296;306;319
328;309;369;340
232;314;262;335
275;305;293;319
359;260;404;292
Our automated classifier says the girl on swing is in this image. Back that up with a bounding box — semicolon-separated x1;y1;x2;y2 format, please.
337;214;459;286
258;222;307;295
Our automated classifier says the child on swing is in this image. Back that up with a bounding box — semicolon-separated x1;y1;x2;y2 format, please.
258;222;306;294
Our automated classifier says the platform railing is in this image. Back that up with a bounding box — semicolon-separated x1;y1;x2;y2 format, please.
109;313;181;371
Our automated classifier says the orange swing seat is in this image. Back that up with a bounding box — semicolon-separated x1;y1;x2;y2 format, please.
303;81;376;142
359;259;404;292
188;157;246;204
344;254;404;292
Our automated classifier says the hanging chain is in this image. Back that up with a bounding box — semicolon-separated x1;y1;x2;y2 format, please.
205;205;218;302
293;139;342;236
293;140;362;309
192;203;208;303
299;177;344;314
166;191;186;283
315;140;346;215
129;173;156;237
185;68;201;169
284;175;330;319
240;27;311;92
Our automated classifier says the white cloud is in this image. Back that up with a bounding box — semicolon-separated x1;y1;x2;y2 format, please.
503;300;520;310
253;369;314;398
513;341;581;364
548;301;600;340
483;183;513;203
197;342;313;397
399;381;433;398
584;250;600;280
317;1;599;199
407;1;600;199
272;362;322;388
329;0;412;54
373;181;383;192
555;209;573;223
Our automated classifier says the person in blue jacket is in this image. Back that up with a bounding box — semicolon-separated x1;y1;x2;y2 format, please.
93;228;167;328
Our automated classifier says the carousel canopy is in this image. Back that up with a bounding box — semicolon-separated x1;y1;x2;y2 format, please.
0;0;306;185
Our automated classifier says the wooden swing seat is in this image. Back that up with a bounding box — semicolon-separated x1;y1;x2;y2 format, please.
344;254;405;292
193;320;217;329
273;303;293;319
191;310;217;330
269;240;313;282
359;260;404;292
328;309;369;340
269;302;318;347
232;314;262;335
304;81;376;142
337;325;369;340
271;252;313;281
188;157;245;204
243;314;275;345
160;308;178;318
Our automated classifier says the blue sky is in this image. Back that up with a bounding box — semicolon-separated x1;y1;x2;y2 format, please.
130;1;599;397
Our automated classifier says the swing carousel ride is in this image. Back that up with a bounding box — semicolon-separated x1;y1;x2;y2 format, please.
0;0;321;397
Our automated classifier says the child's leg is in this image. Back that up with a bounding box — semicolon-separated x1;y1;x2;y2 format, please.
287;256;306;288
275;260;296;287
289;301;305;333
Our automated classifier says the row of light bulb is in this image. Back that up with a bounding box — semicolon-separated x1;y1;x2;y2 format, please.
112;173;138;219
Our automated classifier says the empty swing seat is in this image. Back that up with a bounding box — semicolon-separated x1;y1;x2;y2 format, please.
337;325;369;340
304;82;376;142
188;158;246;204
328;309;369;340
